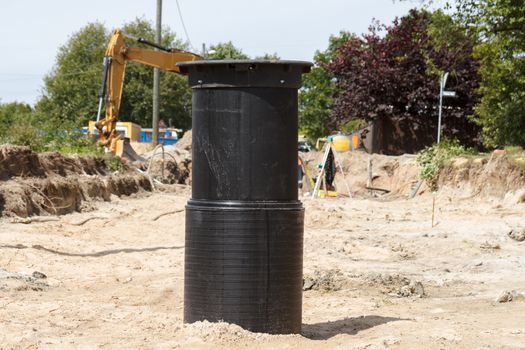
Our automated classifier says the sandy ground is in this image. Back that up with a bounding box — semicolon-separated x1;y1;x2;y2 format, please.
1;189;524;349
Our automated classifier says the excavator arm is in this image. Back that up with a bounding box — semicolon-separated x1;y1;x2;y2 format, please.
95;30;201;155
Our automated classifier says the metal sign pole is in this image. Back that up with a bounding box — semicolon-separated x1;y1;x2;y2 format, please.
437;72;448;144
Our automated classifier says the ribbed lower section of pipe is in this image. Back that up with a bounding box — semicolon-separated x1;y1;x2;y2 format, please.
184;200;304;334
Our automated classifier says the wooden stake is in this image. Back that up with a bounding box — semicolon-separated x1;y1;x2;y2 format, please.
431;195;436;228
161;144;165;181
367;157;373;188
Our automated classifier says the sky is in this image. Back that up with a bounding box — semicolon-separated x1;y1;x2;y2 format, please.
0;0;429;105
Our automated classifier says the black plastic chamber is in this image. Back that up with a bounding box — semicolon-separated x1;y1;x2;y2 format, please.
178;60;312;334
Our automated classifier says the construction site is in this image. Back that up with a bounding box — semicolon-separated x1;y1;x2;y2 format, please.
1;1;525;349
0;130;524;348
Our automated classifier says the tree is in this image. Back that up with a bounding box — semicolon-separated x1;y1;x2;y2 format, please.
36;22;108;127
119;18;192;130
474;39;525;147
454;0;525;42
255;53;280;60
36;19;194;130
454;0;525;147
327;9;481;152
298;32;352;142
207;42;249;59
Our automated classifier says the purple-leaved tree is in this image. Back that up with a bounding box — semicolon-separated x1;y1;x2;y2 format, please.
327;9;481;154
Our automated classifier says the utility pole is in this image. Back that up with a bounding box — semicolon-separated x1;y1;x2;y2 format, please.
152;0;162;146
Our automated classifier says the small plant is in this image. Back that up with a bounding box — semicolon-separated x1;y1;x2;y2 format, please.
417;139;475;191
106;156;125;173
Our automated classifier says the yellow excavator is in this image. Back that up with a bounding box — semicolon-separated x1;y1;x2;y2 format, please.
94;30;202;157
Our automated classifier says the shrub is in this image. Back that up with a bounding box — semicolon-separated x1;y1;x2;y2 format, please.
4;120;45;151
417;139;476;191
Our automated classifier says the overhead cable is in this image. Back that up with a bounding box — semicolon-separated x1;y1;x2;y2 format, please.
175;0;194;51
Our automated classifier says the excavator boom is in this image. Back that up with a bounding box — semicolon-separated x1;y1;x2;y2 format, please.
95;30;202;156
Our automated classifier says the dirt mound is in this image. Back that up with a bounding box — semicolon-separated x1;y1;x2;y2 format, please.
303;150;525;201
144;148;192;185
38;152;107;177
0;268;48;291
140;135;193;185
176;129;192;151
148;158;191;185
365;273;425;297
0;146;107;180
182;320;273;344
438;155;525;201
303;269;349;292
0;145;45;179
302;150;421;197
0;145;152;217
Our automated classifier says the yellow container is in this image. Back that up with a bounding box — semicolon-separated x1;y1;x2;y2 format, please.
330;133;351;152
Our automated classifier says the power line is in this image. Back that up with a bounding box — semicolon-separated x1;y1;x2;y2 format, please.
0;69;99;82
0;77;42;82
0;73;43;77
175;0;194;51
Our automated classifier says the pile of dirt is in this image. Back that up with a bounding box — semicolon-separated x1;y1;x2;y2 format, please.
176;129;192;151
147;158;191;185
365;273;425;297
143;147;192;185
437;155;525;201
0;268;48;291
0;145;152;217
303;269;349;292
0;146;106;180
302;150;421;197
181;320;275;344
303;150;525;201
508;227;525;242
141;131;193;185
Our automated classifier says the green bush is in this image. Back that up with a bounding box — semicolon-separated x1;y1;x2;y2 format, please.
43;130;102;156
3;119;46;151
417;139;476;191
0;119;101;156
106;156;125;172
0;102;101;155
